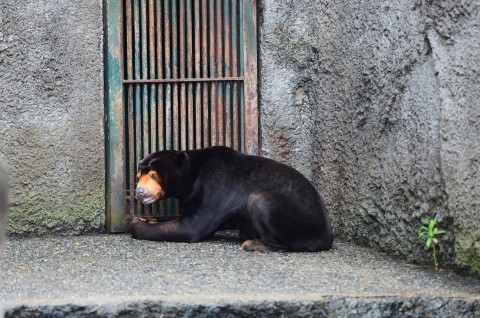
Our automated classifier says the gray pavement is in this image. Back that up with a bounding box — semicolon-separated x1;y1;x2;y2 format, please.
1;231;479;317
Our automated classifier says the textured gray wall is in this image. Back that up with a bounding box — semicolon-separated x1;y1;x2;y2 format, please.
260;0;480;274
0;158;7;246
0;0;105;235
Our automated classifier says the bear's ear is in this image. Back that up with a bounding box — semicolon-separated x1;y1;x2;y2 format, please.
174;151;189;165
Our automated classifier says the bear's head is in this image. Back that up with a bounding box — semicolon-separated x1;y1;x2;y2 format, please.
135;150;189;204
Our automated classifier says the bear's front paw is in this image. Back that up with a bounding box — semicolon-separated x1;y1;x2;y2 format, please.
131;217;147;224
130;217;147;240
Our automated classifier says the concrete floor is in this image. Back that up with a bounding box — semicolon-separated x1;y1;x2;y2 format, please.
1;231;479;317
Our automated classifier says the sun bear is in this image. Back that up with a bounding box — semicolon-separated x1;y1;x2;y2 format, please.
131;146;333;252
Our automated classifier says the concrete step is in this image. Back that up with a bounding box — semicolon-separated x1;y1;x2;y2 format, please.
1;232;479;317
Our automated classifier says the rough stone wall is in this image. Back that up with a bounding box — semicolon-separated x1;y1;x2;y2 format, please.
260;0;480;274
0;0;105;235
0;158;7;245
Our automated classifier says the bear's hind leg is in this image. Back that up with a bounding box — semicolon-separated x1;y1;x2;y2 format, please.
241;239;286;252
244;192;291;252
245;192;328;252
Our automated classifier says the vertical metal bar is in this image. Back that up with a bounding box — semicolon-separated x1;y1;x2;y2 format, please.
164;1;173;215
215;0;224;145
157;0;165;235
193;82;200;149
126;0;136;217
172;0;181;213
187;80;194;151
106;0;126;232
243;0;258;155
238;0;244;153
134;0;141;159
156;0;164;151
224;0;232;148
224;80;232;148
133;0;144;215
141;0;151;216
194;0;202;149
172;0;179;150
149;0;157;151
179;0;187;150
148;0;159;216
164;0;172;151
231;0;239;151
186;0;194;150
141;0;149;154
209;0;217;146
232;82;239;151
202;0;209;147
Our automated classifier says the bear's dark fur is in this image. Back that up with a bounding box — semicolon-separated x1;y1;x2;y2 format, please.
132;146;333;252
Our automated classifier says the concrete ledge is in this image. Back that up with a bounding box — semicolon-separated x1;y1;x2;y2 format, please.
1;232;479;317
4;295;480;318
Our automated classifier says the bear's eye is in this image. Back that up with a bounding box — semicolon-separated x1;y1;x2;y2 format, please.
151;173;158;180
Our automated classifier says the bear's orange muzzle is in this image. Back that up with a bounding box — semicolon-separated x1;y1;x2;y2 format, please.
136;170;164;204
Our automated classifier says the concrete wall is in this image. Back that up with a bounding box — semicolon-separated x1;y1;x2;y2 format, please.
260;0;480;274
0;0;105;235
0;159;7;246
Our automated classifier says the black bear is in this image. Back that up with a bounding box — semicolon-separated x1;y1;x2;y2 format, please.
131;146;333;252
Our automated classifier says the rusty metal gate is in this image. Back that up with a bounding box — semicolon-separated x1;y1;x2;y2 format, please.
105;0;258;232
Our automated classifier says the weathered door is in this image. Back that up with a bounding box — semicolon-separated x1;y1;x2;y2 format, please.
105;0;258;232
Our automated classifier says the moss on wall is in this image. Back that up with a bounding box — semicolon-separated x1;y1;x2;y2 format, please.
8;196;104;236
457;232;480;275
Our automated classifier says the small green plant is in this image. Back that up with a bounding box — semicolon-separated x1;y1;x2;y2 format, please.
418;218;446;271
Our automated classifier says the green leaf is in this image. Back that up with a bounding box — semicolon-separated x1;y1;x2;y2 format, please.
426;237;432;247
428;219;436;232
434;230;446;235
418;229;429;237
419;230;429;236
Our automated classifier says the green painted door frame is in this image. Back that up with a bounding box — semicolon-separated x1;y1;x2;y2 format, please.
105;0;127;232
